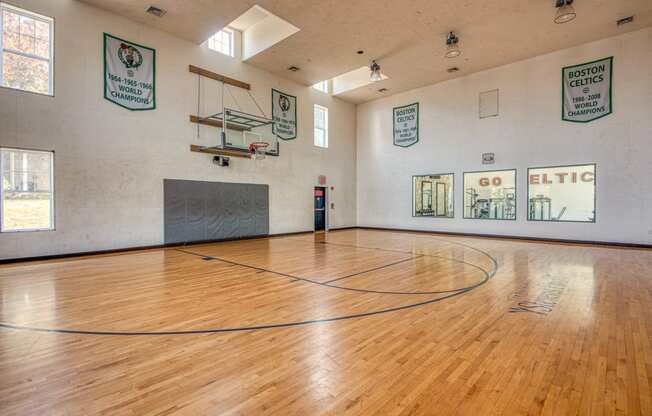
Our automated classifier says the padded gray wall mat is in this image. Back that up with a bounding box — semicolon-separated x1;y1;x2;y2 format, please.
164;179;269;244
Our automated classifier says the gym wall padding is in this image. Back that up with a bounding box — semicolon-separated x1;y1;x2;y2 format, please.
164;179;269;244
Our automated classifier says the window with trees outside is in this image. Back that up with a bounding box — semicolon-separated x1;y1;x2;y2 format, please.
1;148;54;232
0;3;54;95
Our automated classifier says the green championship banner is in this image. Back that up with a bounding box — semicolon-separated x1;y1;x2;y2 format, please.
272;89;297;140
104;33;156;111
393;102;419;147
562;57;612;122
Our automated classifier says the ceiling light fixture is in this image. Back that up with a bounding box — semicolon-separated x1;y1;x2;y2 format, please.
554;0;576;24
146;6;167;17
617;16;634;26
369;60;383;82
445;32;461;58
287;65;300;72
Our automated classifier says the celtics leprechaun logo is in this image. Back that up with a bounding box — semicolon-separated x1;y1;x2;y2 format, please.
118;43;143;76
279;94;291;113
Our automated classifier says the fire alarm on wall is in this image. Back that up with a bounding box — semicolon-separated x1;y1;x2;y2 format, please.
318;175;327;185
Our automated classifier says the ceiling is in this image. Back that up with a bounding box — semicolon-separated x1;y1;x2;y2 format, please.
80;0;652;104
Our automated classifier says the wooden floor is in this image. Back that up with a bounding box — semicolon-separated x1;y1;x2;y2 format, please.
1;229;651;415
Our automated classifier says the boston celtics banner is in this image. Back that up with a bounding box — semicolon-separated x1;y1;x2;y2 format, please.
272;89;297;140
104;33;156;111
562;57;612;122
393;102;419;147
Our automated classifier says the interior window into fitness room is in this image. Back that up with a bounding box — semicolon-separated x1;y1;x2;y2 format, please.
413;174;454;218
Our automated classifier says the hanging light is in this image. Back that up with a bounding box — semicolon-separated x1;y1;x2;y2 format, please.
554;0;576;24
445;32;461;58
369;60;383;82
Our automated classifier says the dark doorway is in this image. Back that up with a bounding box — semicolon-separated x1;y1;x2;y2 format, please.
314;187;326;232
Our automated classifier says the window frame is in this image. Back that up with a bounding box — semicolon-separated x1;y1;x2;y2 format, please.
207;27;234;57
0;2;55;96
526;163;596;223
314;104;329;148
0;146;55;233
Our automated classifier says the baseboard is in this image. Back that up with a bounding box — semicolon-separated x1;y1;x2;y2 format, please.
0;230;315;265
328;226;357;232
356;226;652;250
3;225;647;264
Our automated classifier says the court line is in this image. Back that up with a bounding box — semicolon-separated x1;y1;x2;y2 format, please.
0;236;499;336
176;248;486;296
322;256;423;284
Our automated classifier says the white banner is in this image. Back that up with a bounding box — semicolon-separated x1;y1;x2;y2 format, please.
562;57;612;122
104;33;156;111
272;89;297;140
393;103;419;147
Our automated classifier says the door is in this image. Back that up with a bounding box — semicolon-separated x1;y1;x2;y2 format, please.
314;187;326;232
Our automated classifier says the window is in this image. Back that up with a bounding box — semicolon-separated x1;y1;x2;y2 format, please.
1;148;54;232
314;104;328;148
0;3;54;95
464;169;516;220
528;164;595;222
313;80;328;93
413;174;454;218
207;28;234;57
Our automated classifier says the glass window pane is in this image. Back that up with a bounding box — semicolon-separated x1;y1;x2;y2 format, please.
413;174;454;217
17;14;36;55
527;164;595;222
1;148;54;232
2;9;20;50
2;51;49;94
315;129;324;147
314;105;328;148
314;110;324;129
207;29;234;57
463;170;516;220
313;81;328;93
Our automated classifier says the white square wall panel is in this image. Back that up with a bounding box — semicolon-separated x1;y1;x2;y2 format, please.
479;89;499;119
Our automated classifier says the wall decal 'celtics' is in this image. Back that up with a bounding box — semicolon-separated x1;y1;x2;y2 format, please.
393;103;419;147
271;89;297;140
104;33;156;111
562;57;612;123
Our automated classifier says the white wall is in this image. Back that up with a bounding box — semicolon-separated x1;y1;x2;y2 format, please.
356;27;652;245
0;0;357;259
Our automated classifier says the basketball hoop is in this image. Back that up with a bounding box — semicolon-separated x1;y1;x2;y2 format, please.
249;142;269;160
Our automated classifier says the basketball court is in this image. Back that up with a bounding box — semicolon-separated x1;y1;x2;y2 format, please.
1;1;652;415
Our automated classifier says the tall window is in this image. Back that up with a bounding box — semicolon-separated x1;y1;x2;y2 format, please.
314;105;328;148
313;81;328;93
207;28;234;57
1;148;54;232
0;3;54;95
